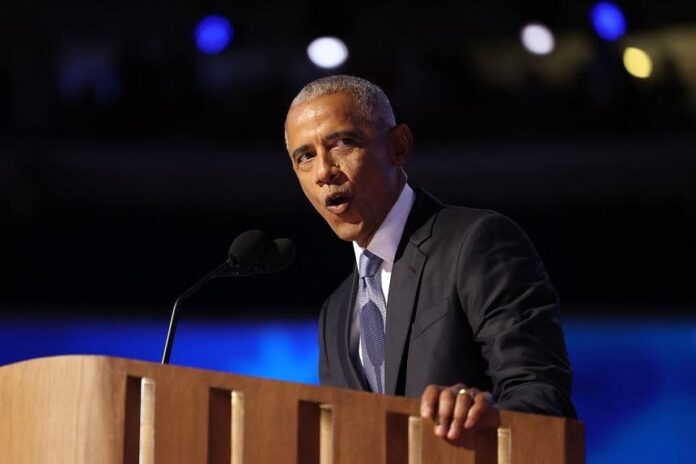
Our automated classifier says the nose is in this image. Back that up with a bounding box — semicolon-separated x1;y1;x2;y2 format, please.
314;149;340;185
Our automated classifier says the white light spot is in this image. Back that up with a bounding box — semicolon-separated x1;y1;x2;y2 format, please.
520;23;555;56
307;37;348;69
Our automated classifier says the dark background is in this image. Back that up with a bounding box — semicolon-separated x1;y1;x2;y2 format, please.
2;0;694;318
2;2;696;462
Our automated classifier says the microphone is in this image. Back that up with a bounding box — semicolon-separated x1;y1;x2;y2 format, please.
161;230;295;364
213;230;296;277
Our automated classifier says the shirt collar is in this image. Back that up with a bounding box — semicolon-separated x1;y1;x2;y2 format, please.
353;184;415;267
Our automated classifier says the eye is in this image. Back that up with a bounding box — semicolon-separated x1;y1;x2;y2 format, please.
296;151;315;165
335;137;354;148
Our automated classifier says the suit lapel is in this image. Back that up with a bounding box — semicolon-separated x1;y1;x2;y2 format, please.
384;190;441;395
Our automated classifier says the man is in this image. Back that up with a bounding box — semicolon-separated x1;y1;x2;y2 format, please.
284;75;575;440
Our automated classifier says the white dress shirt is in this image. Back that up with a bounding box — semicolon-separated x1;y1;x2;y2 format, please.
351;184;415;367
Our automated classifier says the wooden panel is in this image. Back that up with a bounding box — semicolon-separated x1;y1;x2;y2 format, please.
385;412;409;464
231;391;244;464
408;417;423;464
123;376;143;464
297;401;321;464
420;417;477;464
0;356;125;464
207;388;232;464
0;356;585;464
139;377;156;464
565;416;587;464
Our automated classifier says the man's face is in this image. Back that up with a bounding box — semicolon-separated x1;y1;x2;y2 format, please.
285;93;404;247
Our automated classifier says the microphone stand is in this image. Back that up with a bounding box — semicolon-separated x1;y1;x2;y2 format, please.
160;235;293;365
161;261;231;364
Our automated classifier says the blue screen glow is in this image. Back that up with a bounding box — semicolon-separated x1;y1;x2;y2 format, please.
591;2;627;41
195;15;234;55
1;313;694;462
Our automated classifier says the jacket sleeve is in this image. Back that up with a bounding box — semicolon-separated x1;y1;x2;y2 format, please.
456;212;576;418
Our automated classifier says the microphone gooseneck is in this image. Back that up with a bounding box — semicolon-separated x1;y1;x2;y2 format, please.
161;230;295;364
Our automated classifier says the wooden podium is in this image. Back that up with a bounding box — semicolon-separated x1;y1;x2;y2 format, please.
0;356;584;463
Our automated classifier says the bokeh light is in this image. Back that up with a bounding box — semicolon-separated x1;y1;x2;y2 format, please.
623;47;653;79
307;37;348;69
195;15;234;55
520;23;555;55
591;2;627;41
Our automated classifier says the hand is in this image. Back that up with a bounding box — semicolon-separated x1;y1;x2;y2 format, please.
420;383;495;440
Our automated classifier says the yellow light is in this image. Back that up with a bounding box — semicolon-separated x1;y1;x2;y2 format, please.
623;47;653;79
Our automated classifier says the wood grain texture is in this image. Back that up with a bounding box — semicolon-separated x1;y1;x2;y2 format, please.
231;391;244;464
408;416;423;464
0;356;585;463
497;428;511;464
319;404;333;464
139;377;156;464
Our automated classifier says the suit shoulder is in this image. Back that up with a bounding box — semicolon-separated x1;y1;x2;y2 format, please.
437;204;497;222
433;205;522;238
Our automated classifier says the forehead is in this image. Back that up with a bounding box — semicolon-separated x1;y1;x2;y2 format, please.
286;93;369;141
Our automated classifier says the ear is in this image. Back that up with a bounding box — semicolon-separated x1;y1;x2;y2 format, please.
388;123;413;167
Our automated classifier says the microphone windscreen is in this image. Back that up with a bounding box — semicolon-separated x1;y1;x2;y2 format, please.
228;230;269;265
265;238;296;273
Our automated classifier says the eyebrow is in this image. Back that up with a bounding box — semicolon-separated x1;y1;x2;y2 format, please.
325;130;361;142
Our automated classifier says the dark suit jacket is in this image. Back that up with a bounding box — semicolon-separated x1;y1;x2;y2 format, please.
318;189;576;418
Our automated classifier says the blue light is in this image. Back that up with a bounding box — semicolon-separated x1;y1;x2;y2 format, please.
591;2;627;41
2;314;696;462
195;15;233;55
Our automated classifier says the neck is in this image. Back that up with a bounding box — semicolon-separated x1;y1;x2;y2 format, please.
356;174;406;248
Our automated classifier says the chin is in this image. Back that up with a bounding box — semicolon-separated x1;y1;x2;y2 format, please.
333;230;360;243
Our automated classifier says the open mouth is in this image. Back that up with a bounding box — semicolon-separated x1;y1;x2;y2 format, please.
325;192;351;213
327;194;348;206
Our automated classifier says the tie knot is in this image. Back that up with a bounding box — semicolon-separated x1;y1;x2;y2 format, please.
359;250;383;278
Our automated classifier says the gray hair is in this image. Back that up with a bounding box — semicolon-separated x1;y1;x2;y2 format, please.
284;75;396;148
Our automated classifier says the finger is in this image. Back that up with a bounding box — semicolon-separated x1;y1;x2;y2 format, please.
420;384;441;419
464;391;494;429
435;388;456;437
447;388;474;440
